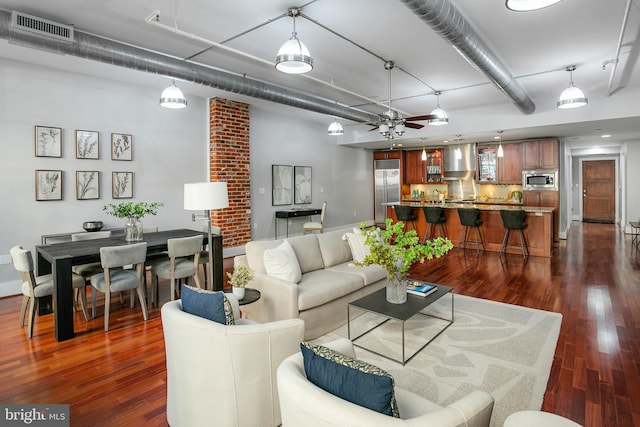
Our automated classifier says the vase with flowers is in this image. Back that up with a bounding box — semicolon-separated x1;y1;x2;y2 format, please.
227;264;254;300
103;201;164;241
355;217;453;304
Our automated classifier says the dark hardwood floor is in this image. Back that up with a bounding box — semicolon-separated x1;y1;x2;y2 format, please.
1;222;638;426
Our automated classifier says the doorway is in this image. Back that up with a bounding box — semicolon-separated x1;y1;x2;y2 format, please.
582;160;615;223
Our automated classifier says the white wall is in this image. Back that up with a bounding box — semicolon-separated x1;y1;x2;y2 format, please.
0;58;208;296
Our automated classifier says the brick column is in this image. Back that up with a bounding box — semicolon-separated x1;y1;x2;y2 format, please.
209;97;251;248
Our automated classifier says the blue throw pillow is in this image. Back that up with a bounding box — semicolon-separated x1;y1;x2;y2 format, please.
181;285;234;325
300;342;399;417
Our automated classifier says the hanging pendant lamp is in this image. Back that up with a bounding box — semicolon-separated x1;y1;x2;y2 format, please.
496;131;504;157
327;120;344;135
428;91;449;126
160;80;187;109
506;0;563;12
275;8;313;74
421;147;427;161
557;66;588;109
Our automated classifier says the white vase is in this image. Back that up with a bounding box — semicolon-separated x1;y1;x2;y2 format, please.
386;273;407;304
232;286;245;300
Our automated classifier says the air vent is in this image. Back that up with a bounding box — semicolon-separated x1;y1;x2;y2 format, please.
10;11;74;43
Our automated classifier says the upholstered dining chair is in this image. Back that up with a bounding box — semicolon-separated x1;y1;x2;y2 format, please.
71;230;113;305
303;201;327;234
10;245;89;338
90;242;148;331
151;235;203;304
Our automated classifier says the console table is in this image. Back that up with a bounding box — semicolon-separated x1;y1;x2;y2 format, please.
274;208;322;239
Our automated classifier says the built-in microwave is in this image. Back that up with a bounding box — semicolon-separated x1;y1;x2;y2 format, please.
522;170;557;190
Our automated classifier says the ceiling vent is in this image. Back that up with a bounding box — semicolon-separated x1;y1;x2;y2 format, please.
10;11;74;43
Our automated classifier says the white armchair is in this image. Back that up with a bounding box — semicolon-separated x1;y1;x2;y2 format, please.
161;297;305;427
277;338;494;427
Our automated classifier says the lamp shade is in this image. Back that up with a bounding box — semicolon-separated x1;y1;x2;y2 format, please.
557;85;588;109
160;81;187;109
327;120;344;135
506;0;562;11
184;182;229;210
275;34;313;74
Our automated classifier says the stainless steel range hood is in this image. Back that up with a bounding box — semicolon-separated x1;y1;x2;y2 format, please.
443;143;476;180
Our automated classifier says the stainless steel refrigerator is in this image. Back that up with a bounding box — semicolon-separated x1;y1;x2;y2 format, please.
374;159;401;225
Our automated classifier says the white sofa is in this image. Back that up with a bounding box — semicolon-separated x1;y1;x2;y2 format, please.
277;338;495;427
235;229;387;340
161;297;305;427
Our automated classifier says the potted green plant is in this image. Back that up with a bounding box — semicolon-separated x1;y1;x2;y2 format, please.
103;202;164;241
226;264;254;300
355;218;453;304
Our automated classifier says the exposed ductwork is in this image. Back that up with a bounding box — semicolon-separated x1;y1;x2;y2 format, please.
0;10;380;124
399;0;536;115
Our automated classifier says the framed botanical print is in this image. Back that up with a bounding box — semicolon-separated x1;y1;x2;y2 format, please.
111;133;132;160
36;170;62;201
76;171;100;200
112;171;133;198
294;166;312;204
272;164;292;206
35;125;62;158
76;130;99;159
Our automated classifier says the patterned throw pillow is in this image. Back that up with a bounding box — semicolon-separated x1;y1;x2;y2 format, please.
300;342;399;418
181;285;235;325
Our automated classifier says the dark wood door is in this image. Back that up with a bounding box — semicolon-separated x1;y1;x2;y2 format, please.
583;160;615;223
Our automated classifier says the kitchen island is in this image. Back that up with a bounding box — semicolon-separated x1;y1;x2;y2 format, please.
386;202;554;257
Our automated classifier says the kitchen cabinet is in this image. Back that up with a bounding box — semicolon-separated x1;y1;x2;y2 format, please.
477;143;522;184
523;139;558;170
404;149;442;184
523;190;558;240
374;150;402;160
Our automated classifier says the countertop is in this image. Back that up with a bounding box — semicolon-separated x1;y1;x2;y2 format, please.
386;201;555;213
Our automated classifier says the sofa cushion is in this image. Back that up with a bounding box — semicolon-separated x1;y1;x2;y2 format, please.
342;228;370;263
300;342;400;417
326;263;387;286
181;285;235;325
297;269;364;310
245;239;282;274
287;234;325;273
316;229;352;268
263;240;302;283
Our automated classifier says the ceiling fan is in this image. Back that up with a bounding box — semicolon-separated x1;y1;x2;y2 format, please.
371;61;439;139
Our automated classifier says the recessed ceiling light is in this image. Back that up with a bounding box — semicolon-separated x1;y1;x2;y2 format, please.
601;134;612;138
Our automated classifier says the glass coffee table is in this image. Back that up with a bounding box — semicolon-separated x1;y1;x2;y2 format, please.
348;284;454;365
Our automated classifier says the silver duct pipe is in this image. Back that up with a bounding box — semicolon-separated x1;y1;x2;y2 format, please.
399;0;535;115
0;10;380;124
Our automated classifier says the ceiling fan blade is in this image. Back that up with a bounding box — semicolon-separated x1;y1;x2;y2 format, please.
368;125;380;132
405;122;424;129
404;114;436;121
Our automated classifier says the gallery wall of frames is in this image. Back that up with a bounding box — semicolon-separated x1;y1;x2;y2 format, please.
34;125;135;201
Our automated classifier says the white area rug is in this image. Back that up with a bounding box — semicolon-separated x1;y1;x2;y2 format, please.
313;294;562;427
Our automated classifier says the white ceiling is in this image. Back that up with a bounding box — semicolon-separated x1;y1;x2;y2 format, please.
1;0;639;150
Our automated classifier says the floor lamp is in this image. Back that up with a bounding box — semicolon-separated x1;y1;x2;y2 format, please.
184;182;229;291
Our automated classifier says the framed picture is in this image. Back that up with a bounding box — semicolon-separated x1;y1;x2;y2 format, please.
111;133;132;160
35;125;62;158
294;166;312;204
76;171;100;200
112;171;133;198
36;170;62;201
76;130;99;159
272;164;292;206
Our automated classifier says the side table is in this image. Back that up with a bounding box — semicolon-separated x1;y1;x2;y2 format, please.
224;287;261;305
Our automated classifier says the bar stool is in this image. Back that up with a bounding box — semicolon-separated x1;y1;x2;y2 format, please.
457;208;484;253
394;205;417;231
499;210;529;258
422;206;447;242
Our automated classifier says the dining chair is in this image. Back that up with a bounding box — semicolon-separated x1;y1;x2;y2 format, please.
303;201;327;234
90;242;148;331
71;230;113;308
10;245;89;338
151;235;203;304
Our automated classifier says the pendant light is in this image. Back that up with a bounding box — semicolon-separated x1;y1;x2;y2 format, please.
275;8;313;74
557;66;588;109
160;80;187;109
506;0;563;12
496;131;504;158
327;120;344;136
421;146;427;161
428;91;449;126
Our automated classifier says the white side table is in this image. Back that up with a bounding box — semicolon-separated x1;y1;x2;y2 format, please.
504;411;582;427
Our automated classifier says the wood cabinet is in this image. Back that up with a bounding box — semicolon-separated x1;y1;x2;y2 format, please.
477;143;522;184
523;139;558;170
523;190;559;240
404;149;442;184
374;150;402;160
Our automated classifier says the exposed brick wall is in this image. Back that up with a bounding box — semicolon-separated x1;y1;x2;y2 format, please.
209;97;251;248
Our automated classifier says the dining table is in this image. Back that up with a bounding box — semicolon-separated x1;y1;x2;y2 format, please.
36;228;223;341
